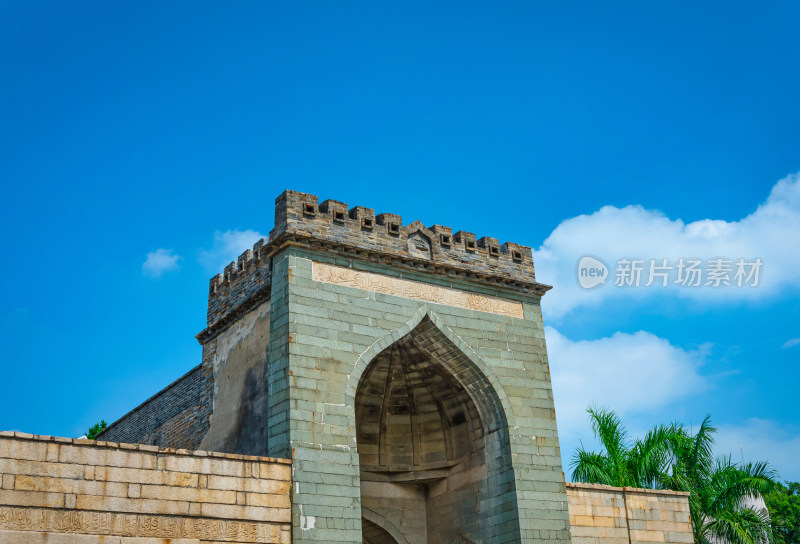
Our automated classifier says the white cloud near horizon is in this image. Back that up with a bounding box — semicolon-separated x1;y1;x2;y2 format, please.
142;249;182;278
534;172;800;319
548;326;800;481
715;419;800;481
198;229;266;273
782;338;800;349
547;326;709;441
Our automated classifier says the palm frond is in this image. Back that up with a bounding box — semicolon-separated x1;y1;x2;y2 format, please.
703;505;773;544
570;444;614;486
689;414;717;481
586;406;628;464
710;458;777;515
629;423;683;488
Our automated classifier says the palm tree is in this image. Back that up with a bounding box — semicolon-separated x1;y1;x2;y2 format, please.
571;408;778;544
664;415;777;544
570;406;683;488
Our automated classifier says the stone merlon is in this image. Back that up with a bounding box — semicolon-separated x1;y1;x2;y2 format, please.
201;190;552;338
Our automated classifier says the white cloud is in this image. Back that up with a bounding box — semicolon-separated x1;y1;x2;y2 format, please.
548;327;799;482
142;249;182;278
547;326;708;441
782;338;800;349
198;229;266;273
534;172;800;319
715;419;800;481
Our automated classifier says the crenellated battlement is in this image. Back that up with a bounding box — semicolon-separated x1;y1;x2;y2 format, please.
200;190;550;340
270;190;538;275
203;238;272;335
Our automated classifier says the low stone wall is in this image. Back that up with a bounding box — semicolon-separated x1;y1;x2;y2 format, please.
0;432;291;544
0;432;694;544
566;482;693;544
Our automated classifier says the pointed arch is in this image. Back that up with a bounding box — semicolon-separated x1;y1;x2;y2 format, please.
351;305;523;542
362;508;409;544
346;305;513;434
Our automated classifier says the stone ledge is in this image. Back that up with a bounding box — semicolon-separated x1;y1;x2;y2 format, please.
0;432;291;465
199;233;551;340
566;481;690;497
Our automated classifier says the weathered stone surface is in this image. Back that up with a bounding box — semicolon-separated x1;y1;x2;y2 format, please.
0;434;291;543
313;261;524;318
566;483;693;544
199;302;271;456
269;250;565;543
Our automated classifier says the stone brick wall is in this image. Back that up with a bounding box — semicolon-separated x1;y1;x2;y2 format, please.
99;363;213;450
267;250;570;543
566;482;693;544
0;432;291;544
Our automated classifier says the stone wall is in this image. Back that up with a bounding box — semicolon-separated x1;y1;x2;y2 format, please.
566;482;693;544
267;250;570;543
0;433;291;544
198;301;272;457
99;363;213;450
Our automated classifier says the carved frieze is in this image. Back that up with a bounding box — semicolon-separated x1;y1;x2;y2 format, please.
312;261;524;318
0;507;283;543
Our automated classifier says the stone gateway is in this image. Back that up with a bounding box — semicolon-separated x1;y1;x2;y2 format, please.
0;190;693;544
104;190;567;543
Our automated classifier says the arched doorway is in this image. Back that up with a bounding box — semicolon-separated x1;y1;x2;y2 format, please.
362;517;400;544
354;315;519;543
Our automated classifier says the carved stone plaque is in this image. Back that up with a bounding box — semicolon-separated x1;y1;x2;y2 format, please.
312;261;524;318
407;231;432;260
0;506;282;543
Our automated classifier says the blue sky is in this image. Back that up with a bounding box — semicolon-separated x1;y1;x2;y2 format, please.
1;2;798;480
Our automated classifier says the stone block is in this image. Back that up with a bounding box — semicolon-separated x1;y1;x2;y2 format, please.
631;529;667;543
94;466;198;487
58;445;157;470
200;502;291;523
0;438;47;462
139;484;237;504
0;489;65;508
208;474;290;494
0;458;81;480
75;493;190;516
246;492;292;509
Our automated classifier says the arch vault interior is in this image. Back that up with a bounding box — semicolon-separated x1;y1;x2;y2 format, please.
355;318;509;543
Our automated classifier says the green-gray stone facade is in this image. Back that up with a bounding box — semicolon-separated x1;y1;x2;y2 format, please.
103;190;573;544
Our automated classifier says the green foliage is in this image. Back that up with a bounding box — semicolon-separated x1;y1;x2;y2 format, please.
765;481;800;544
571;407;777;544
85;420;107;440
570;406;684;488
